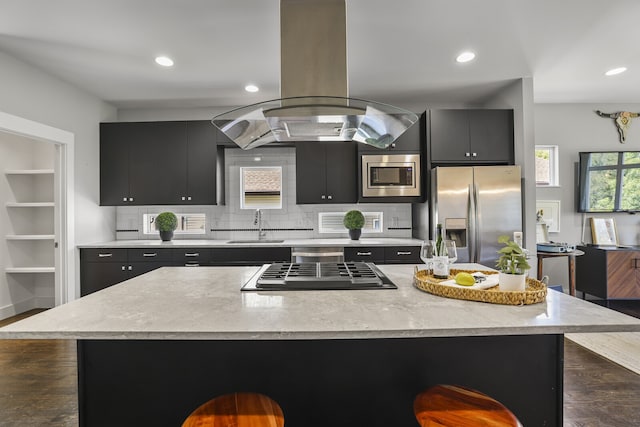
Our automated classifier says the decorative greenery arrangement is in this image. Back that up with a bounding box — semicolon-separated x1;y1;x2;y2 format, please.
155;212;178;232
496;235;531;274
343;210;365;230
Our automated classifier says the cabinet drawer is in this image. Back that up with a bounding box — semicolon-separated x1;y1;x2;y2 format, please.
81;248;128;262
344;247;384;263
128;248;173;263
384;246;421;264
210;247;291;266
172;248;211;265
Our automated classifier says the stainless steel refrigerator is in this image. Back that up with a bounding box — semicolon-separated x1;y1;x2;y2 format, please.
431;165;522;268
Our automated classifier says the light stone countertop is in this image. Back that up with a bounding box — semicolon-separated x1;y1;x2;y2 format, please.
77;238;423;248
2;264;640;340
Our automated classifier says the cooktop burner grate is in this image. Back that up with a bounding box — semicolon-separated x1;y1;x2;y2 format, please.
242;262;397;291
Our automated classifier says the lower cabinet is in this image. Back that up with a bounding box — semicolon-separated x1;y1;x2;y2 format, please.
80;248;172;296
80;246;293;295
345;246;420;264
210;247;291;266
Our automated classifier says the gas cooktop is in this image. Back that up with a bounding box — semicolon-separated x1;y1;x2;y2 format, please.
241;262;398;291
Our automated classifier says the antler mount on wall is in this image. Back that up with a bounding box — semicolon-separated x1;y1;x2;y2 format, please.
596;110;640;143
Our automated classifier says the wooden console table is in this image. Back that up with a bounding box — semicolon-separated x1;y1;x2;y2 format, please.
537;249;584;297
576;245;640;300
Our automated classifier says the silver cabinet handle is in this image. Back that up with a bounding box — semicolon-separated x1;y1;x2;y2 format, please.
187;196;192;201
185;253;200;257
122;197;127;202
472;152;477;157
397;251;412;255
321;195;326;199
181;196;186;201
129;197;134;201
143;253;157;257
291;251;344;257
185;263;200;267
98;253;113;257
465;152;470;157
128;266;133;270
327;195;333;200
356;252;372;256
121;266;126;270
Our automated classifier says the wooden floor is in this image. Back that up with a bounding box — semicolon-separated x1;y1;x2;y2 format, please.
1;309;640;426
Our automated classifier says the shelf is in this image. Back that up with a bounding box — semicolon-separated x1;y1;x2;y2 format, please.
5;267;55;274
6;234;55;240
5;202;54;208
5;169;54;175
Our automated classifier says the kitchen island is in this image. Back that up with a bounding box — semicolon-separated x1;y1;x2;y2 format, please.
2;264;640;426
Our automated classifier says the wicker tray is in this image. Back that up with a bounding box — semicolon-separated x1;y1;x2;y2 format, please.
413;268;547;306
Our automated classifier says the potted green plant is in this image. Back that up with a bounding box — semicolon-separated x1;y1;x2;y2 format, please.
496;235;531;291
343;210;365;240
155;212;178;242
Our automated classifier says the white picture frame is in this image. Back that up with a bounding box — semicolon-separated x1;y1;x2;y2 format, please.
535;200;561;233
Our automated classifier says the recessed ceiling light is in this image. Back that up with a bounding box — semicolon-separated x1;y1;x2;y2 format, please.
605;67;627;76
456;51;476;63
155;56;174;67
245;84;260;93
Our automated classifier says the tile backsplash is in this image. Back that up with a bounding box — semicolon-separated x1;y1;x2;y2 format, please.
116;147;413;240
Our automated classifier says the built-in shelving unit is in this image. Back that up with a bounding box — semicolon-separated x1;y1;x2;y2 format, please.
4;169;55;278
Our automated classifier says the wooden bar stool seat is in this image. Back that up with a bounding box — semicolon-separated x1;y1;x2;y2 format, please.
182;392;284;427
414;384;522;427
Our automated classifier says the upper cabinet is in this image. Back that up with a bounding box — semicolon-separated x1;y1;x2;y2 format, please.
100;121;217;206
429;109;514;165
295;141;357;204
357;112;424;154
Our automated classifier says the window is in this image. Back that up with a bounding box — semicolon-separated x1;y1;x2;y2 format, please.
143;213;206;235
535;145;559;186
318;212;383;234
240;167;282;209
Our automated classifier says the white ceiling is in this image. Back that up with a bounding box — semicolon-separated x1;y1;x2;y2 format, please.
1;0;639;110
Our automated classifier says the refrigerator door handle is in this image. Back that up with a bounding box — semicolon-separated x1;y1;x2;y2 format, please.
468;183;477;263
472;183;481;264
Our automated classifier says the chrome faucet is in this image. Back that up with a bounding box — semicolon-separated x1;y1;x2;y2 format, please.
254;209;266;240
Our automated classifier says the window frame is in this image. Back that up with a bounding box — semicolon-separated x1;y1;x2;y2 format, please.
535;145;559;187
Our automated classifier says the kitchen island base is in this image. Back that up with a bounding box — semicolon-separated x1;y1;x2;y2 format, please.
78;334;562;426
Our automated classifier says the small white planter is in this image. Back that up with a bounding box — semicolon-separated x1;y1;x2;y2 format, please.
498;272;526;292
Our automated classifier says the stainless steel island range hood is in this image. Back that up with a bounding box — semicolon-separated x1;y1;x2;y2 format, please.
212;0;418;150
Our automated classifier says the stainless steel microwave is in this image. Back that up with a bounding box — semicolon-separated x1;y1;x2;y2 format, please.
361;154;421;197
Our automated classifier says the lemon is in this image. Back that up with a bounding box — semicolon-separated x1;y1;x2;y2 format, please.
454;272;475;286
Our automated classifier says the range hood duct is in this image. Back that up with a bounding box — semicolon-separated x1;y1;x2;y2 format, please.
212;0;418;150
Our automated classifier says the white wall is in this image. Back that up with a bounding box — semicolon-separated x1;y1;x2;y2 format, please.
0;50;117;301
534;103;640;287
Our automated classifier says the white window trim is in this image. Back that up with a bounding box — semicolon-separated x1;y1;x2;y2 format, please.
535;145;560;187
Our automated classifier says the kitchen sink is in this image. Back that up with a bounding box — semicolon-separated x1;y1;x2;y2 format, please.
226;239;285;244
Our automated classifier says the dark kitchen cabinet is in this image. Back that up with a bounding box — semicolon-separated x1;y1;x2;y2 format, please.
429;109;513;164
357;112;424;153
295;141;357;204
210;247;291;266
344;245;420;264
80;248;172;296
100;120;217;206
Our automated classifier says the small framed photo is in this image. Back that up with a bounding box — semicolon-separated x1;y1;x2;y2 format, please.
590;218;618;245
536;200;561;232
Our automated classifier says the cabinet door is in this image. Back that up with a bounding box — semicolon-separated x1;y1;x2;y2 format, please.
429;110;470;163
185;121;217;204
80;262;130;296
607;251;640;298
128;121;188;205
358;112;423;153
100;123;132;205
468;110;513;163
325;142;357;203
296;142;328;204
